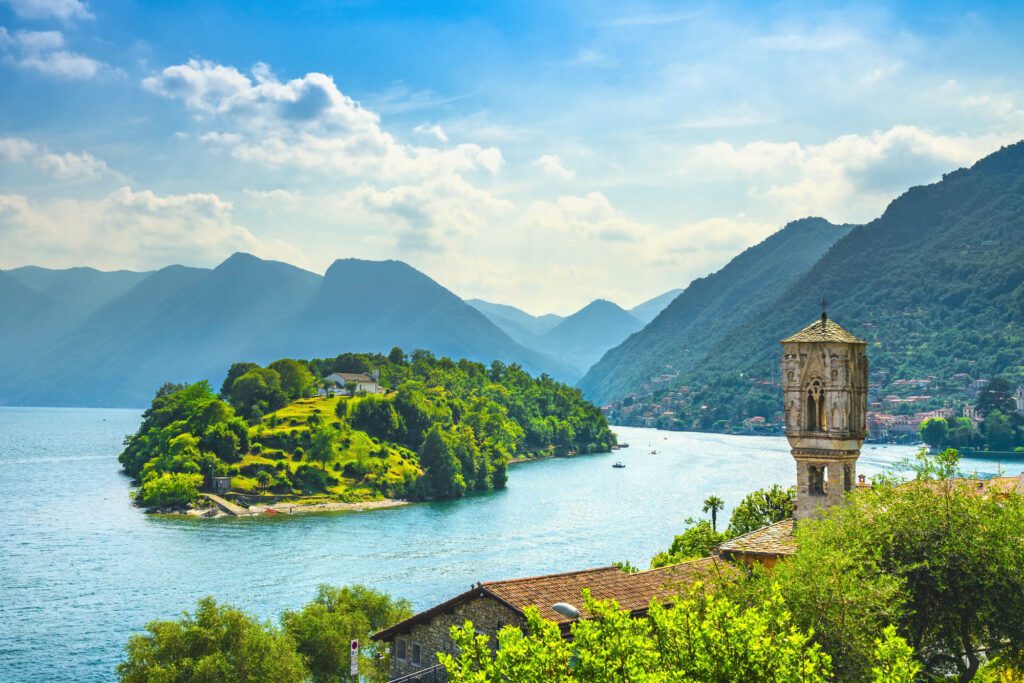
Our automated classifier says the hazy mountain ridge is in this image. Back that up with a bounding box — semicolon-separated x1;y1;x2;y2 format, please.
531;299;645;377
578;217;854;404
0;255;575;407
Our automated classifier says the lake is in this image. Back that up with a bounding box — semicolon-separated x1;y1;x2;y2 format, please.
0;407;1012;681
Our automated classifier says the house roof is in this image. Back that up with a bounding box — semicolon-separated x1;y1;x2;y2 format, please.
781;317;865;345
326;372;375;383
372;556;733;641
717;518;797;559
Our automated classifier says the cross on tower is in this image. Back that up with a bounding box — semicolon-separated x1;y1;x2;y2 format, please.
820;296;829;326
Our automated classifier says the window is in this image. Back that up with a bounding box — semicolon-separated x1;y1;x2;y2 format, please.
805;380;825;431
808;465;825;496
412;642;421;666
395;638;406;660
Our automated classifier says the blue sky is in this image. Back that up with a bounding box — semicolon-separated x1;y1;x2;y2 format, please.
2;0;1024;313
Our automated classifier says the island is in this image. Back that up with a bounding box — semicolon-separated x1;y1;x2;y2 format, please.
118;348;616;516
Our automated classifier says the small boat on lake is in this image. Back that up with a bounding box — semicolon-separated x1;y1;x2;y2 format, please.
612;461;626;468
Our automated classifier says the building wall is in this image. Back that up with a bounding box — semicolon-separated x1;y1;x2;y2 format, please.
387;596;524;679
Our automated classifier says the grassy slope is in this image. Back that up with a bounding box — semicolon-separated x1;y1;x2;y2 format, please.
232;395;420;502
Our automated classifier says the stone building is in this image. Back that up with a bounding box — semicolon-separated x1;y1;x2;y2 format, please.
372;557;731;680
780;312;868;521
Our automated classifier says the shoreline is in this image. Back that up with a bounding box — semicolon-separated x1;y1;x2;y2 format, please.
162;497;409;519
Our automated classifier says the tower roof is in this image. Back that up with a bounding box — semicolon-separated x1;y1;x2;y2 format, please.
782;317;865;344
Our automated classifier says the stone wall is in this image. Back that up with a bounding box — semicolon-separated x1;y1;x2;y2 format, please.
387;596;524;679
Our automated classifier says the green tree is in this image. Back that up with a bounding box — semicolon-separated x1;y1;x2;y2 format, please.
307;424;337;471
726;484;795;536
347;394;405;442
281;584;412;683
440;585;913;682
117;597;307;683
977;377;1017;418
229;367;287;419
220;362;259;398
138;472;204;508
269;359;315;399
702;494;725;532
767;450;1024;682
417;425;465;499
650;519;726;567
255;470;272;493
919;417;948;450
388;346;406;364
983;410;1016;451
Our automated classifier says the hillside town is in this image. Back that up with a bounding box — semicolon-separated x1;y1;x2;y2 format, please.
602;368;1024;444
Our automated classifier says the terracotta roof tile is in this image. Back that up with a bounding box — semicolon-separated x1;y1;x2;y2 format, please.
484;557;733;624
782;318;865;344
372;557;736;640
717;518;797;558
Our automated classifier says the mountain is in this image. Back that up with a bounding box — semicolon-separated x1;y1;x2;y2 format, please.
1;254;574;407
466;299;563;345
630;289;684;323
531;299;644;377
6;266;150;317
578;217;853;404
690;141;1024;392
280;259;573;379
599;141;1024;430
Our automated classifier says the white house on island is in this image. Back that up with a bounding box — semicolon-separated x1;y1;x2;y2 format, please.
321;371;384;396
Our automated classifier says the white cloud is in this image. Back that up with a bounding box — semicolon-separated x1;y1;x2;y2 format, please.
3;29;106;80
2;0;91;21
413;123;448;143
0;186;303;270
534;153;575;180
526;192;647;242
686;125;1024;221
337;175;513;252
143;59;503;181
0;136;112;180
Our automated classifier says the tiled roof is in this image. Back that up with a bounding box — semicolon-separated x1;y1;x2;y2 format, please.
781;317;865;344
484;556;732;625
327;372;375;382
372;557;734;641
717;518;797;559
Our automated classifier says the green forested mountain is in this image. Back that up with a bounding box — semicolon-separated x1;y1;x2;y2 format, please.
532;299;645;377
578;217;852;404
696;142;1024;387
601;141;1024;428
0;255;573;407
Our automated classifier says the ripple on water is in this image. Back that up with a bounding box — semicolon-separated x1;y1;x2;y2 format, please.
2;408;997;682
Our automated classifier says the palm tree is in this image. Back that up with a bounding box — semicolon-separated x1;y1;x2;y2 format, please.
703;495;725;532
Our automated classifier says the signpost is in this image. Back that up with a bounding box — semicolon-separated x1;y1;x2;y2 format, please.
350;639;359;679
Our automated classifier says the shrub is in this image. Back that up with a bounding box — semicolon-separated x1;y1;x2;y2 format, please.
294;447;304;458
138;472;203;508
293;464;337;493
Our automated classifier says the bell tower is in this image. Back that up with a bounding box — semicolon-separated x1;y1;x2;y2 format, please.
781;306;868;521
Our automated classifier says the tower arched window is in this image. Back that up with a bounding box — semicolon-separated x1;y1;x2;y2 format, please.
805;379;826;432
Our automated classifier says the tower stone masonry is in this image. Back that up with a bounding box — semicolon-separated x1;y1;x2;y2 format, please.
781;312;868;521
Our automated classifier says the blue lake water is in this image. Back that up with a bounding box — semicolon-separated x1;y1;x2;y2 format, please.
0;407;1014;681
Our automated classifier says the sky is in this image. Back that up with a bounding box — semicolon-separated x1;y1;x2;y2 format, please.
1;1;1024;314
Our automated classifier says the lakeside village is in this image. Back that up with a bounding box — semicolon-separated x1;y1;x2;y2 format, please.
603;364;1024;446
120;313;1024;683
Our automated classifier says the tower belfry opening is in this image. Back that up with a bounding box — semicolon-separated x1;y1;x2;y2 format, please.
781;310;867;521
